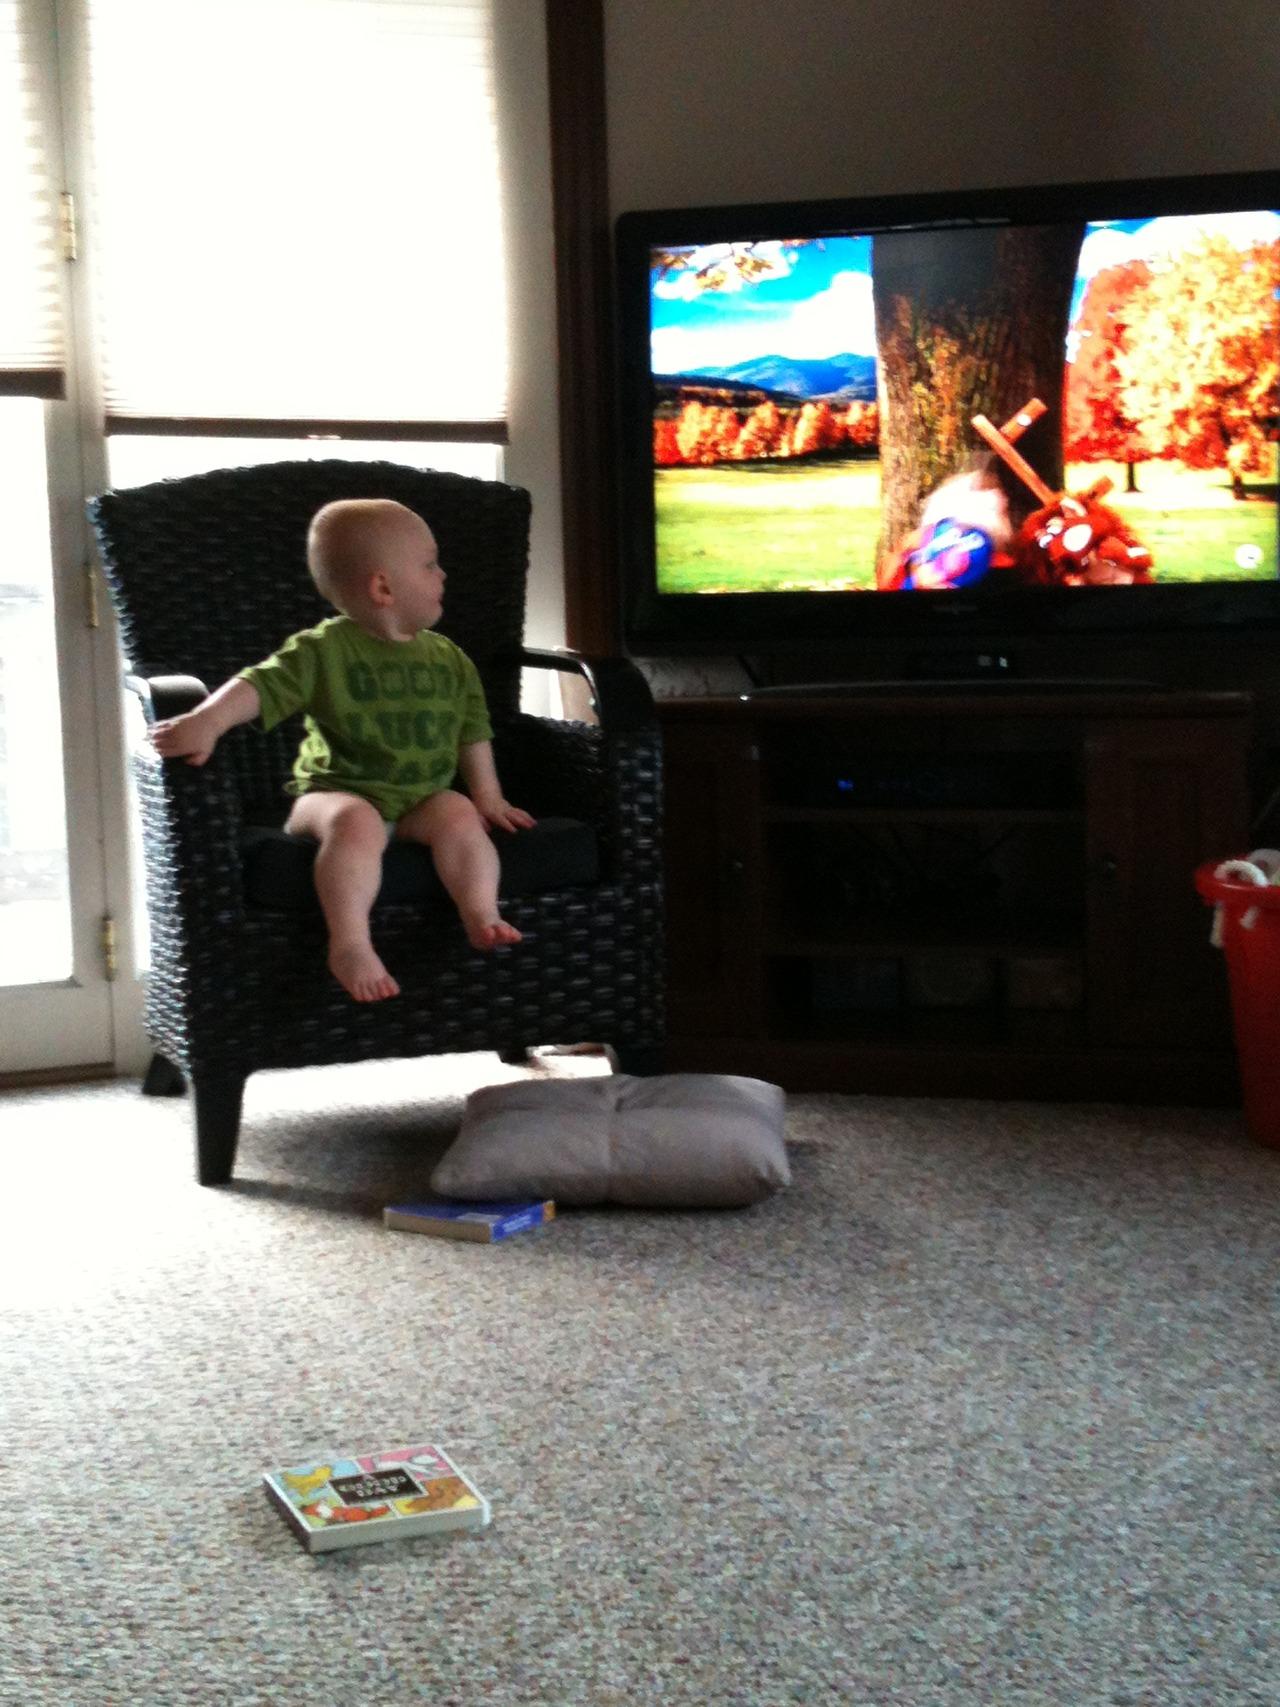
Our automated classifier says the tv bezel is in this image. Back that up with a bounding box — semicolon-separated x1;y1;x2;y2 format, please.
614;168;1280;658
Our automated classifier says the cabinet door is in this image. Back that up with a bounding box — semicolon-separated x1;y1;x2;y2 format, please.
661;720;763;1037
1085;720;1247;1048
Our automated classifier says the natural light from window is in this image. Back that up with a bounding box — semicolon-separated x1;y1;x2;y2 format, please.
0;398;71;986
87;0;507;425
106;437;503;490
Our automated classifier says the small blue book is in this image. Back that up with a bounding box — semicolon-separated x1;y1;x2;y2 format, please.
383;1199;555;1242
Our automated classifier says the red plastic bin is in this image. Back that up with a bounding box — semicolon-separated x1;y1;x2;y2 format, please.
1195;859;1280;1148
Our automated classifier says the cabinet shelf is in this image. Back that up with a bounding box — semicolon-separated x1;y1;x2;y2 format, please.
766;806;1083;827
768;1006;1088;1052
765;911;1082;957
659;690;1250;1100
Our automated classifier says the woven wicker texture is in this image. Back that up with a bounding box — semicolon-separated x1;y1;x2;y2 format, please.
88;461;665;1181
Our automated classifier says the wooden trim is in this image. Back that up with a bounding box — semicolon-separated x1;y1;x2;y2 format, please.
103;416;509;444
0;369;66;400
0;1063;114;1091
545;0;618;654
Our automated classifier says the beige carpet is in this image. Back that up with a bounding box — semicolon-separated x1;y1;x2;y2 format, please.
1;1056;1276;1706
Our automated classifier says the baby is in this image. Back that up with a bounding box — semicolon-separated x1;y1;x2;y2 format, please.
148;498;534;1003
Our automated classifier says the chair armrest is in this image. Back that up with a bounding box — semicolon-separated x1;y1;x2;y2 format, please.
515;647;655;735
127;677;247;932
494;713;662;888
125;673;209;723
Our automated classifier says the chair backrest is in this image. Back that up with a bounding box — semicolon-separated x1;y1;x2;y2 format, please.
89;459;532;807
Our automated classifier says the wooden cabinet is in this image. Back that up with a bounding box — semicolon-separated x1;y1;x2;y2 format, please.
1084;720;1247;1051
661;718;762;1037
658;689;1251;1103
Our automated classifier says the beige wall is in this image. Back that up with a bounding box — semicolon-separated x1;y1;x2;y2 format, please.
605;0;1280;214
516;1;1279;657
600;0;1280;697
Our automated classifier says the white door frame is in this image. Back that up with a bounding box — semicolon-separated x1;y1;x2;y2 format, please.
0;0;146;1078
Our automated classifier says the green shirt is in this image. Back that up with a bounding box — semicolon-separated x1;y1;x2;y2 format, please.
238;616;493;821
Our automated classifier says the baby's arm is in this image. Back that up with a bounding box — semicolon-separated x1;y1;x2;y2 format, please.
457;740;535;832
149;677;262;767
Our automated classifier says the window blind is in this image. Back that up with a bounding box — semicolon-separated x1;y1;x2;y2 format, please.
0;0;65;398
86;0;507;432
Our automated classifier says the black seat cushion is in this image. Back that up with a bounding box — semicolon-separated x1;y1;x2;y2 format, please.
241;816;599;913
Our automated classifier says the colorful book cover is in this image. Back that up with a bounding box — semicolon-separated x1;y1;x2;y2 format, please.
382;1199;555;1242
263;1443;491;1553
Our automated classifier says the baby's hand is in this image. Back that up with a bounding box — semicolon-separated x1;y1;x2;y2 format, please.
475;796;536;834
149;713;217;767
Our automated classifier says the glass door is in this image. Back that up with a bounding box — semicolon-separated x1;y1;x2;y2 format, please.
0;395;117;1073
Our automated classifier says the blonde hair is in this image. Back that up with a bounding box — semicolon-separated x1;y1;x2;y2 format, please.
306;498;424;610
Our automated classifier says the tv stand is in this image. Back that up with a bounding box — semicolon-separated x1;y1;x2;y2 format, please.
748;677;1161;699
658;685;1251;1103
905;648;1016;680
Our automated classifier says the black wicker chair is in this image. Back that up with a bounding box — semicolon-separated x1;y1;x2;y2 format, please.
88;460;664;1185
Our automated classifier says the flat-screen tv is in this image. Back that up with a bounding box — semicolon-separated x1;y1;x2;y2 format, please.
614;170;1280;661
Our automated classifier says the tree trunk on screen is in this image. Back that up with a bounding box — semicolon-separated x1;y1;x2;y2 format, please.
872;222;1086;575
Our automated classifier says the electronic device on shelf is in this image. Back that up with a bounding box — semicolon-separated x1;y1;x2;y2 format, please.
783;750;1079;811
614;168;1280;662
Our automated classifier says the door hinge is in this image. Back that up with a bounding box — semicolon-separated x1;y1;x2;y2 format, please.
59;191;78;262
85;560;100;628
99;913;119;982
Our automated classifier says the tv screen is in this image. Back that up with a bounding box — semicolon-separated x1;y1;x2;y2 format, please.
615;171;1280;655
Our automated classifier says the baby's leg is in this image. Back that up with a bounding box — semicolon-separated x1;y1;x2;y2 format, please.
394;790;520;952
286;792;400;1001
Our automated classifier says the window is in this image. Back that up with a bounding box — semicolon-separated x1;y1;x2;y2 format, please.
0;2;72;986
86;0;508;457
0;0;65;398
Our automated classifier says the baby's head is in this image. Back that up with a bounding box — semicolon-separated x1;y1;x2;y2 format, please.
918;456;1020;550
307;499;443;634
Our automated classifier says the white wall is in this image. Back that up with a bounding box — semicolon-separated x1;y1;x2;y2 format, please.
604;0;1280;214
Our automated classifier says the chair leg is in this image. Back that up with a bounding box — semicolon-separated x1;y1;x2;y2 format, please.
141;1052;187;1097
191;1071;248;1186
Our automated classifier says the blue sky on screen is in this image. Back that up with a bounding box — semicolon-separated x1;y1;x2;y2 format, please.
650;212;1280;378
650;236;873;375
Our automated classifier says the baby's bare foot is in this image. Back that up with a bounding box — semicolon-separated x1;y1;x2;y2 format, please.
464;917;522;952
330;942;400;1002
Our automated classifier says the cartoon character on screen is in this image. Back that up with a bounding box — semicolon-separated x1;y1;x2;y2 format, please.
972;398;1156;586
1013;491;1154;585
887;456;1023;591
888;397;1157;591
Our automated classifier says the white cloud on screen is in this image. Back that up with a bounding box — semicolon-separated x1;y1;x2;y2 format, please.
651;268;876;374
1078;210;1280;280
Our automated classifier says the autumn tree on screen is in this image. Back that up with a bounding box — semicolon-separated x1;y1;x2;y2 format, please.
790;401;844;458
1065;259;1154;490
735;400;784;459
1112;236;1280;497
843;400;879;449
654;417;682;465
656;397;881;464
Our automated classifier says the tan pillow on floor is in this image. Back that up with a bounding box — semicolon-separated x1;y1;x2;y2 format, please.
430;1073;789;1209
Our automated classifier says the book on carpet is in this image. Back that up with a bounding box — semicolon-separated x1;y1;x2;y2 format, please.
263;1443;491;1554
383;1198;555;1242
